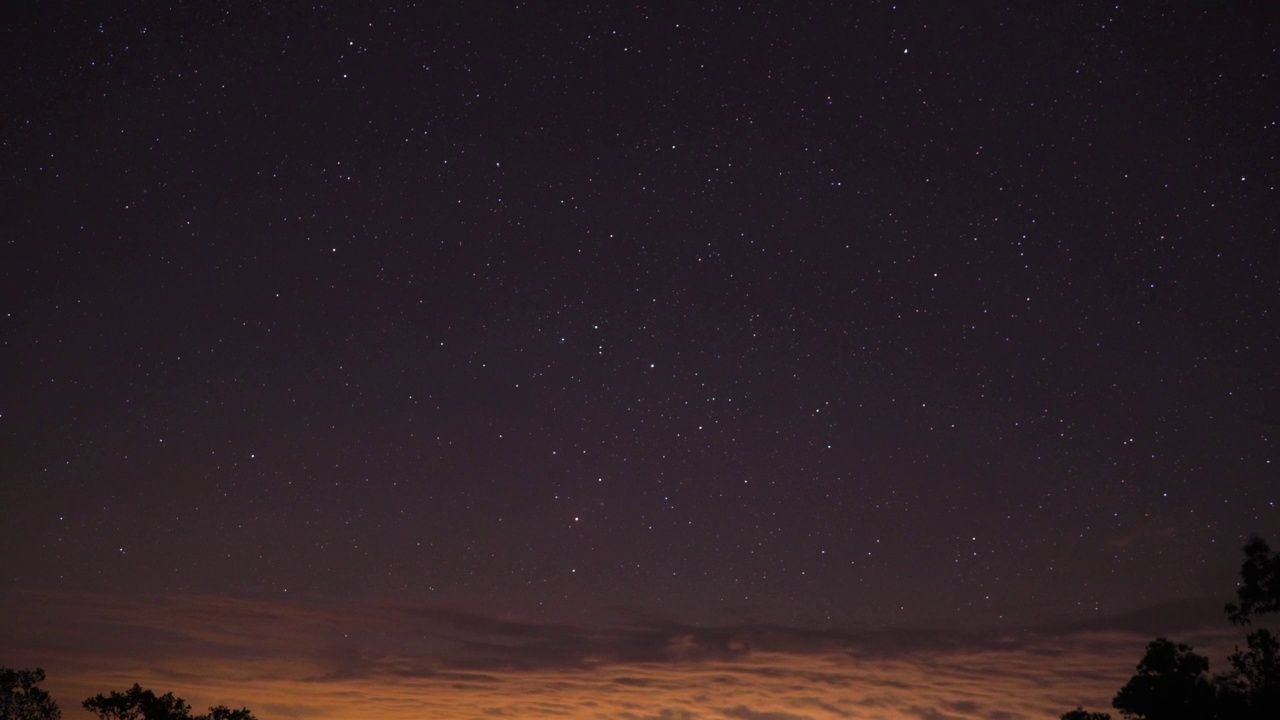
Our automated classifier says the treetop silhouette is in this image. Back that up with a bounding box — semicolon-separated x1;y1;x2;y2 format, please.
1062;535;1280;720
0;667;61;720
82;684;256;720
1226;537;1280;626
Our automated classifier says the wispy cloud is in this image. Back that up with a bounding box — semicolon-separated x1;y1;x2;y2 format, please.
0;589;1242;720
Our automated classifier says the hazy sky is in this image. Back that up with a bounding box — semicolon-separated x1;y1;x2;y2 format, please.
2;2;1276;719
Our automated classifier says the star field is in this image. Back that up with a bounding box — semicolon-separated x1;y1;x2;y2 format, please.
2;2;1278;717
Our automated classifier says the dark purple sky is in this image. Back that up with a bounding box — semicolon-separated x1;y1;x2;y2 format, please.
2;2;1277;717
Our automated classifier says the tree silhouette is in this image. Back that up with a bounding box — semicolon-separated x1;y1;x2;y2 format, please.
82;685;257;720
83;684;193;720
1110;638;1215;719
197;706;257;720
1063;536;1280;720
1218;536;1280;719
1217;628;1280;720
1226;537;1280;625
0;667;61;720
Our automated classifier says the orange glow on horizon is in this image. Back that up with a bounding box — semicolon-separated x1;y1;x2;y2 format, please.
3;590;1238;720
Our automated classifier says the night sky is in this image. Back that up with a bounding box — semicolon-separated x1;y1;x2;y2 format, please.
2;2;1277;719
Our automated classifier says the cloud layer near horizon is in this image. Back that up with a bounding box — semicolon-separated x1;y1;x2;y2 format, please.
1;590;1239;720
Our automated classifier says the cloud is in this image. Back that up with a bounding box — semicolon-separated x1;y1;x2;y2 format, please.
905;707;966;720
0;589;1248;720
619;711;699;720
721;706;813;720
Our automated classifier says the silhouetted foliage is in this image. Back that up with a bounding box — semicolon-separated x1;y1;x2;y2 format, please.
1217;628;1280;720
1111;638;1215;719
1061;708;1111;720
83;684;193;720
1064;537;1280;720
0;667;61;720
198;706;257;720
82;685;256;720
1226;537;1280;626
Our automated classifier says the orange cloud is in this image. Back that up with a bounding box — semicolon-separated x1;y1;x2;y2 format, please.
0;590;1241;720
